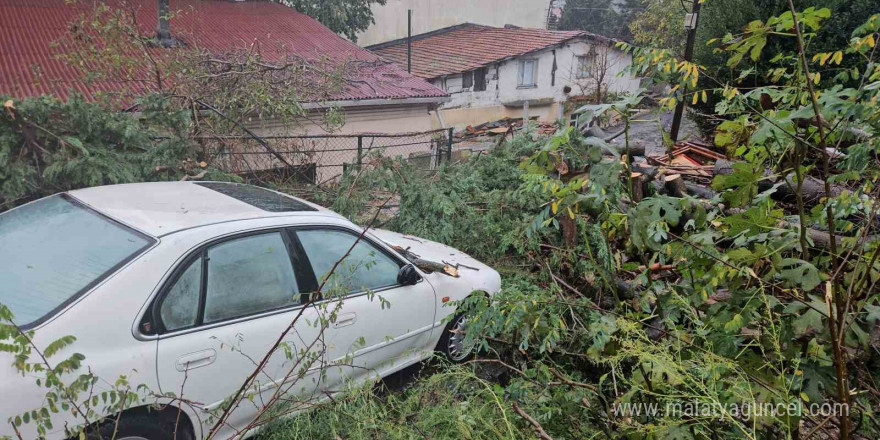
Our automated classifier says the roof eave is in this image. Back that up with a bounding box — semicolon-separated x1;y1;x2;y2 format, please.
302;96;451;110
365;22;484;51
423;33;612;80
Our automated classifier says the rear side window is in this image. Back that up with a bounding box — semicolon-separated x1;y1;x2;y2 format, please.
204;233;300;323
158;258;202;332
0;195;154;327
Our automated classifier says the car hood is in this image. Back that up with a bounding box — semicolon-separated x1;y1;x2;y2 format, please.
370;229;491;272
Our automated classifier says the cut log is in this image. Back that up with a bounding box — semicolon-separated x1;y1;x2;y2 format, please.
664;174;687;197
630;172;646;203
780;221;878;251
779;173;844;206
633;161;658;179
685;182;716;199
712;159;735;176
582;125;607;138
614;143;647;157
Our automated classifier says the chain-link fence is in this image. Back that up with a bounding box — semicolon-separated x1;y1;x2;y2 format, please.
199;129;454;187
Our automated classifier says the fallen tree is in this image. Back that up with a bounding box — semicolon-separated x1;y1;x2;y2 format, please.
713;159;846;207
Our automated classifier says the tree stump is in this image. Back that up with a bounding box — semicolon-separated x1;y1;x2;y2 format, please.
630;172;646;203
664;174;687;197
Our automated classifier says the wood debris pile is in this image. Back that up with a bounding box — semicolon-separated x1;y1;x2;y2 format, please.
645;141;726;181
455;117;556;141
625;140;728;202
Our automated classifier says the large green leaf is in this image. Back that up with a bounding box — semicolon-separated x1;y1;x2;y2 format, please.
776;258;822;291
785;296;827;337
721;204;781;238
711;162;763;208
629;196;683;251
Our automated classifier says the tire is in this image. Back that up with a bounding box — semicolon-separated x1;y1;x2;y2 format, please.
436;312;476;363
86;412;191;440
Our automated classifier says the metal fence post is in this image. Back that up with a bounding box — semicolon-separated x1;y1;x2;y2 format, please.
356;135;363;170
446;127;453;163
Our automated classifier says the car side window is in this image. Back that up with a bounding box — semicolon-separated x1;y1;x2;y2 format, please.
295;229;401;296
158;257;202;332
203;232;300;324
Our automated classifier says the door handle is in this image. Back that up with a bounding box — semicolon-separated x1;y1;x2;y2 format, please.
333;312;357;328
175;349;217;372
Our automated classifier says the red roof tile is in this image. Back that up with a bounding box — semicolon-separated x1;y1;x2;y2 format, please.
368;23;612;79
0;0;447;102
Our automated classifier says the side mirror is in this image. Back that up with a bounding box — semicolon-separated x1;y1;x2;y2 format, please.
397;264;421;286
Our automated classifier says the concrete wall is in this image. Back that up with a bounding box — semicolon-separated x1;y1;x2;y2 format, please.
432;103;562;130
429;39;641;130
357;0;552;46
254;104;436;136
241;103;440;182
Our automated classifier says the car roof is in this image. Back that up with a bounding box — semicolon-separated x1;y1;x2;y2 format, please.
68;182;342;237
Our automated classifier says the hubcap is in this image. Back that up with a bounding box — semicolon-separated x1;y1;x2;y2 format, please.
447;315;474;361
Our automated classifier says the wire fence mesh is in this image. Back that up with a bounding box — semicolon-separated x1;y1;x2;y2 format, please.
198;129;454;187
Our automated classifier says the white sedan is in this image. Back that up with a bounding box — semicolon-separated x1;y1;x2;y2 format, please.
0;182;500;440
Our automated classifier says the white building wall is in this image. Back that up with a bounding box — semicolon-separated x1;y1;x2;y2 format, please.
252;104;435;136
244;103;440;182
357;0;551;46
431;40;641;129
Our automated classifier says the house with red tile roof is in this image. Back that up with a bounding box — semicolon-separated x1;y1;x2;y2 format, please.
368;23;641;130
0;0;449;136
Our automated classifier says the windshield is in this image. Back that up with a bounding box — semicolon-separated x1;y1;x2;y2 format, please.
0;195;154;327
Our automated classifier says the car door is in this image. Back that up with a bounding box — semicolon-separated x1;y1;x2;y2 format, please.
153;230;324;439
292;227;437;393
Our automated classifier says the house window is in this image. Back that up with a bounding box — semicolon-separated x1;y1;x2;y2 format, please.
474;67;487;91
518;59;538;88
462;71;474;89
576;55;593;79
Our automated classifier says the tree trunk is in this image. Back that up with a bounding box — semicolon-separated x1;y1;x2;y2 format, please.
713;159;844;208
561;214;577;247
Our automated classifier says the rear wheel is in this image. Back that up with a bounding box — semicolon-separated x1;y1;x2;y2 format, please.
437;313;476;362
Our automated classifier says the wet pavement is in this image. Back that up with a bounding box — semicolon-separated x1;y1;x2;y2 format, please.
608;110;706;157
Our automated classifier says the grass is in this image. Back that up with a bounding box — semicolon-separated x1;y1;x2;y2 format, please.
259;365;527;440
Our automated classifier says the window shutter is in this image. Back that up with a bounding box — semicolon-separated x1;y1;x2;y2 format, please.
474;68;487;91
530;60;538;85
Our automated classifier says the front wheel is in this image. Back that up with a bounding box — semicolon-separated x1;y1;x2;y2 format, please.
437;313;476;362
85;412;190;440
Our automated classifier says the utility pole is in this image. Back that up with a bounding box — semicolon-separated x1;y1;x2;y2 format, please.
156;0;175;47
669;0;702;142
407;9;413;73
